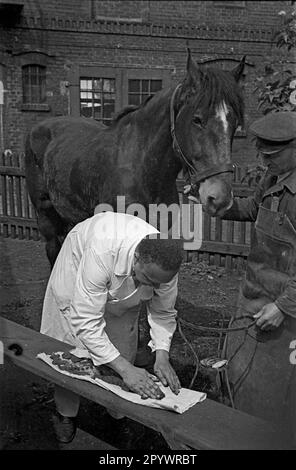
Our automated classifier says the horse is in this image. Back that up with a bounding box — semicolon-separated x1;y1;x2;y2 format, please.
25;50;245;268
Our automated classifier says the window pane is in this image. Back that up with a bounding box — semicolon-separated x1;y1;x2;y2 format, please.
103;97;115;119
141;93;150;104
23;85;30;103
93;104;102;120
93;78;102;91
80;91;92;100
81;103;93;118
128;79;140;93
79;75;115;124
103;79;113;92
141;80;149;93
80;78;92;90
22;65;46;104
128;94;141;106
80;80;88;90
94;92;101;102
31;86;39;103
150;80;162;93
30;69;38;86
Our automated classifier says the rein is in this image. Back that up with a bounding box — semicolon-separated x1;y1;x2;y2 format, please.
177;315;257;334
170;84;235;186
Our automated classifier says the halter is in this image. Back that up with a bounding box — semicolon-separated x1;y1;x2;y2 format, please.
170;84;235;186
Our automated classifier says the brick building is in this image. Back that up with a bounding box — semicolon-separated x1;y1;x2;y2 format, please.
0;0;293;165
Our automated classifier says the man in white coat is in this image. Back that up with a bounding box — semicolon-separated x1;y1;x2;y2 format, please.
41;211;183;443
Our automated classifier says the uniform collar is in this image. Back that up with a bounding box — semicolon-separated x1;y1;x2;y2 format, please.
264;168;296;196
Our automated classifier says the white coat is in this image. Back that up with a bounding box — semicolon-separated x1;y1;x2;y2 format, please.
41;212;178;366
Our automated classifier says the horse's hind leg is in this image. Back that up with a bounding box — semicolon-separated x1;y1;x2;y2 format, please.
37;207;66;269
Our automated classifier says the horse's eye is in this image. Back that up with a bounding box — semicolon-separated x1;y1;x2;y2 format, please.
192;115;203;127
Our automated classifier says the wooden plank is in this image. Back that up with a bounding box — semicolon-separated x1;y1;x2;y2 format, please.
203;213;211;241
0;166;26;177
0;215;39;227
0;317;289;450
15;176;23;217
200;240;249;257
1;173;8;215
7;176;15;217
0;317;288;450
225;220;234;270
22;179;30;219
214;216;222;266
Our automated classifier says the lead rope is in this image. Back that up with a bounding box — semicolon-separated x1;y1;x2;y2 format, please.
176;314;257;407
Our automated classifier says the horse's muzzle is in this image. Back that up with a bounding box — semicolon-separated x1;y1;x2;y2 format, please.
199;175;233;217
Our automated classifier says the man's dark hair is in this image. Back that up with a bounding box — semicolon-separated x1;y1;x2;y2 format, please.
137;235;183;272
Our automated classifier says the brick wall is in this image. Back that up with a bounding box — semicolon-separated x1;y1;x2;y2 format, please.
0;0;293;166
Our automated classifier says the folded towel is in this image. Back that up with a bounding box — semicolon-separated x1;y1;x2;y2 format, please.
37;348;206;414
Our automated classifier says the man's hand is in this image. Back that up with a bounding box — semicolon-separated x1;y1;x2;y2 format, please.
121;365;165;400
253;302;285;331
154;350;181;395
107;354;164;400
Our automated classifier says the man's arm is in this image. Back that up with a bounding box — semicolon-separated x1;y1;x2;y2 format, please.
146;274;178;353
70;247;165;399
275;277;296;320
184;173;266;222
146;274;181;394
70;247;120;365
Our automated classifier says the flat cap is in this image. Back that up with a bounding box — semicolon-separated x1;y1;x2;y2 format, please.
249;112;296;154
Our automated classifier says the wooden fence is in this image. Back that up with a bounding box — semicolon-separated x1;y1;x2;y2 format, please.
0;152;254;268
0;151;40;241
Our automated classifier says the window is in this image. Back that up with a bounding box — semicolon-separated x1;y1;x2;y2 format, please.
22;64;46;104
69;66;171;122
128;79;162;106
80;77;116;125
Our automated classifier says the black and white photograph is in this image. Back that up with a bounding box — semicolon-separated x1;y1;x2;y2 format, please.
0;0;296;456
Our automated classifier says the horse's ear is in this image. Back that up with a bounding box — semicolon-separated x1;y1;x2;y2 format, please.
186;47;202;84
232;55;246;82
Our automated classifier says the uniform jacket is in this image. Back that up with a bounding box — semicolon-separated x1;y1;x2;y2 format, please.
223;168;296;318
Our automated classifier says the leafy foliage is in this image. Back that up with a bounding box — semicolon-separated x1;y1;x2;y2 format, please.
253;7;296;114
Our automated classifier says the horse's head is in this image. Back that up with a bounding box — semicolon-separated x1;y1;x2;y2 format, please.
172;50;245;216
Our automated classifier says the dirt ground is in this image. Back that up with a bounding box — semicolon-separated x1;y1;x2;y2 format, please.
0;237;242;450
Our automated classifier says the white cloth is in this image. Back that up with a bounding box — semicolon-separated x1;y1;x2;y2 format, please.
37;350;206;414
41;212;178;366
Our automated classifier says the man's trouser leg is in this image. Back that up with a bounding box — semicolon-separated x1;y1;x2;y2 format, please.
54;385;80;417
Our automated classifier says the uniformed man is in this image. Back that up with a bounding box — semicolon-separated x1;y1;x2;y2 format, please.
221;112;296;447
41;211;182;443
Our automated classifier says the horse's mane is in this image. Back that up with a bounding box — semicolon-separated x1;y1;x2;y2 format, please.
111;66;244;126
112;94;154;124
183;66;245;125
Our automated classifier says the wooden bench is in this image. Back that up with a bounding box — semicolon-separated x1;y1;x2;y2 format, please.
0;317;290;450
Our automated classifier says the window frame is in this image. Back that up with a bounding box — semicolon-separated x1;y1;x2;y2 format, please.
79;76;117;125
70;66;123;118
121;68;171;108
69;66;172;121
22;64;47;105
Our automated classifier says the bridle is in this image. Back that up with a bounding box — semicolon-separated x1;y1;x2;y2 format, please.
170;84;235;186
